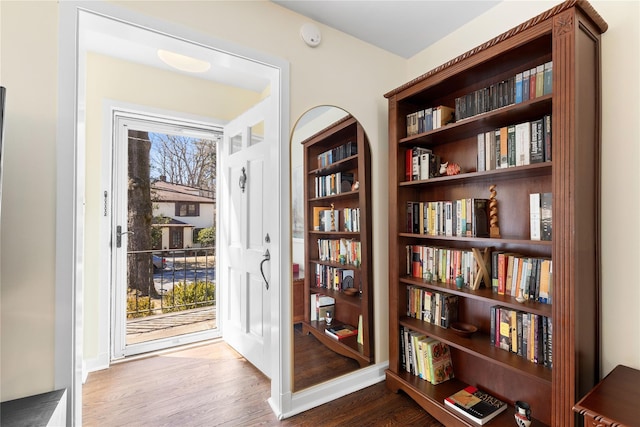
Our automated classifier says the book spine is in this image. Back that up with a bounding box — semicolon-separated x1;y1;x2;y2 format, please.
477;132;485;172
507;125;516;167
540;192;552;241
543;61;553;95
530;193;541;240
543;114;552;162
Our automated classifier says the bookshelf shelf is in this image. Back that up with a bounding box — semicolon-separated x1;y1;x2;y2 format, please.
399;276;553;318
398;233;553;247
302;115;374;365
400;316;552;383
385;2;606;426
302;320;371;367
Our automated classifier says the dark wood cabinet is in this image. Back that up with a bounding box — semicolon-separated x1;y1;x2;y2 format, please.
573;365;640;427
293;273;304;324
385;2;607;426
301;115;373;367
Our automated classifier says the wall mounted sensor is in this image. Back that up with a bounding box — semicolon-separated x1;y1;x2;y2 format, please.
300;22;322;47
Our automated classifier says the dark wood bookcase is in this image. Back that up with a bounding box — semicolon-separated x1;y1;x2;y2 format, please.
301;115;373;367
385;2;607;426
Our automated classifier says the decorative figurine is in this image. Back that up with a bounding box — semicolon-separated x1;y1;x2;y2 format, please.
351;181;360;191
439;162;448;175
446;162;461;176
514;401;532;427
455;273;464;289
425;270;433;282
489;184;501;238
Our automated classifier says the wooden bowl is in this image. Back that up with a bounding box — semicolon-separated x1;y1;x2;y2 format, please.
343;288;359;297
450;322;478;337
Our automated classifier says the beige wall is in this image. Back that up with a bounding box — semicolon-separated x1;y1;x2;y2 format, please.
83;52;263;362
1;0;638;404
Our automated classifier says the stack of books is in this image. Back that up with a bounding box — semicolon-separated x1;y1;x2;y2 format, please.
444;385;507;425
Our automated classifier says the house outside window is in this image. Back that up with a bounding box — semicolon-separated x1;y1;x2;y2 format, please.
176;202;199;217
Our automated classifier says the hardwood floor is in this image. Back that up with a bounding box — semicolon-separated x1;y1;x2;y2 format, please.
293;324;361;391
83;337;444;426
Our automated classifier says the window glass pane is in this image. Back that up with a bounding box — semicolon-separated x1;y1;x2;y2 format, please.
250;121;264;146
231;132;242;154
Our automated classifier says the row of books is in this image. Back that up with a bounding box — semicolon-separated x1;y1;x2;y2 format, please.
317;238;362;266
309;293;335;321
406;105;455;137
405;147;440;181
491;305;553;368
477;115;552;172
399;326;455;385
312;206;361;232
492;251;552;304
529;192;552;241
313;264;355;292
314;171;355;198
407;199;490;238
317;141;357;169
455;61;552;122
406;286;459;328
406;246;482;290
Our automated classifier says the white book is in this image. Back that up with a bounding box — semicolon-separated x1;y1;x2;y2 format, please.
420;151;431;180
530;193;541;240
515;122;531;166
445;201;453;237
477;132;486;172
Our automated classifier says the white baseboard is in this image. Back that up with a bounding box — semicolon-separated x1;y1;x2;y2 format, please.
281;361;388;419
83;352;110;383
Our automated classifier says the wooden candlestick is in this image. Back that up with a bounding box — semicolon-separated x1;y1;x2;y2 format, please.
489;184;501;238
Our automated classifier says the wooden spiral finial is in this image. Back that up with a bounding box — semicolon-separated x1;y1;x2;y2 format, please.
489;184;500;238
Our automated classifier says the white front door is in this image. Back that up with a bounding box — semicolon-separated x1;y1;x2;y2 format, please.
219;97;274;377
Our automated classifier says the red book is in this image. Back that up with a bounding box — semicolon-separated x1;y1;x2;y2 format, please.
325;324;358;340
497;253;507;295
406;149;413;182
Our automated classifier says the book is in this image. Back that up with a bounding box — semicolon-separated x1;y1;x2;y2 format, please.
426;339;455;385
313;206;331;231
543;114;552;162
499;126;508;169
535;64;545;98
310;293;335;321
477;132;485;172
507;125;516;167
530;193;541;240
543;61;553;95
530;118;544;163
540;192;552;240
515;121;530;166
529;67;537;99
325;323;358;340
522;68;530;101
444;386;507;425
515;72;523;103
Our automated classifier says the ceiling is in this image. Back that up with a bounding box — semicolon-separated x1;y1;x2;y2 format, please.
80;1;501;93
272;0;501;58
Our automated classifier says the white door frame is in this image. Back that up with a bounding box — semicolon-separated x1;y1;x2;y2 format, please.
57;2;291;424
110;110;223;360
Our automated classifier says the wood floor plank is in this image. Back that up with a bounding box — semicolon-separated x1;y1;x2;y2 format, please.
83;338;444;426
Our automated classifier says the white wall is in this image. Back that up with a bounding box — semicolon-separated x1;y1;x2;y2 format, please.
1;0;637;406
